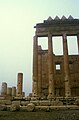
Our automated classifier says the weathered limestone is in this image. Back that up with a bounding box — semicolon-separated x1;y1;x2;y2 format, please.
32;36;38;97
1;82;7;96
48;33;54;98
12;87;16;97
26;103;35;112
7;87;12;96
22;92;25;97
77;34;79;54
17;73;23;97
38;46;42;97
63;34;71;97
10;104;20;111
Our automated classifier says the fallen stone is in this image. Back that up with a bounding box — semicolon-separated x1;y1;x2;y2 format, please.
0;105;7;111
26;103;35;112
20;101;29;106
35;106;50;112
20;106;27;111
10;104;20;112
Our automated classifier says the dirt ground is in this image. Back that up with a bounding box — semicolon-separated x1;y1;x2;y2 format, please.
0;110;79;120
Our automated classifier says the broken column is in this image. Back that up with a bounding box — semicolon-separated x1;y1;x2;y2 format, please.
17;73;23;97
7;87;12;96
48;33;54;99
63;33;71;97
1;82;7;96
32;35;38;97
12;87;16;97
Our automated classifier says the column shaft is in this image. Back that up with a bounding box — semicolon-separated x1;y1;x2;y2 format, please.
77;34;79;54
17;73;23;97
63;34;71;97
32;35;38;97
38;52;42;97
48;33;54;98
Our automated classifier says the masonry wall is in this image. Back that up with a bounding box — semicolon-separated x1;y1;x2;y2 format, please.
38;49;79;97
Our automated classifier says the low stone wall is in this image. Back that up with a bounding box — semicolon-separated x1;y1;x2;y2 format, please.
0;96;79;112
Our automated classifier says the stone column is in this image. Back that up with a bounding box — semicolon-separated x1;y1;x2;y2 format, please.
63;33;71;97
48;33;54;99
17;73;23;97
22;92;25;97
77;34;79;54
77;34;79;73
32;35;38;97
7;87;12;96
38;46;42;98
1;82;7;96
12;87;16;97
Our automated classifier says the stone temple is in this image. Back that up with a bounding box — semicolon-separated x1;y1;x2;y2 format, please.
1;15;79;112
32;15;79;99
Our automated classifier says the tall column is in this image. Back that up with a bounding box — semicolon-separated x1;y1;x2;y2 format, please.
48;33;54;98
77;34;79;54
32;35;38;97
1;82;7;96
38;47;42;98
17;73;23;97
77;34;79;73
63;33;71;97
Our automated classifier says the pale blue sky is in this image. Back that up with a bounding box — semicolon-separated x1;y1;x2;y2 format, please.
0;0;79;95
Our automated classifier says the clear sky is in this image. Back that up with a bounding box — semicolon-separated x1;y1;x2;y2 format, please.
0;0;79;95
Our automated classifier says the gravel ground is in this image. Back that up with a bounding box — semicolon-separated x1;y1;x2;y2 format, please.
0;110;79;120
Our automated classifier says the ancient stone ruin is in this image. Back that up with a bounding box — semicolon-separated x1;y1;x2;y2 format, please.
32;15;79;99
0;15;79;112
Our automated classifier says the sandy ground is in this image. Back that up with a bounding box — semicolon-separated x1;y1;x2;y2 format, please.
0;110;79;120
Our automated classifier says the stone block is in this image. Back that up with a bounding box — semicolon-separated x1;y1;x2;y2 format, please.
0;105;7;111
50;101;63;106
12;100;20;105
10;104;20;112
35;106;50;112
0;100;12;105
30;101;40;106
26;103;35;112
40;100;50;106
20;101;29;106
20;106;27;111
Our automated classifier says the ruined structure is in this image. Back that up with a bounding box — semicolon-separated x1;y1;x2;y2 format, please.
1;16;79;112
32;15;79;99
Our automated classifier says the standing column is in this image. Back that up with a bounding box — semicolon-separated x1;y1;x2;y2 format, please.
48;33;54;99
17;73;23;97
7;87;12;96
32;35;38;97
12;87;16;97
1;82;7;96
77;34;79;54
38;46;42;98
63;33;71;97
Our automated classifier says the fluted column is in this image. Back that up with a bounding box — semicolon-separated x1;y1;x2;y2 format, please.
48;33;54;98
63;33;71;97
32;35;38;97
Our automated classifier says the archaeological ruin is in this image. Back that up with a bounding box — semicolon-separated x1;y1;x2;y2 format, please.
0;15;79;112
32;15;79;99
